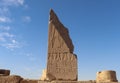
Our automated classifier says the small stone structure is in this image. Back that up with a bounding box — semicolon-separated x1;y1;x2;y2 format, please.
0;69;10;76
46;9;77;81
0;69;23;83
0;75;23;83
96;70;118;82
40;69;47;81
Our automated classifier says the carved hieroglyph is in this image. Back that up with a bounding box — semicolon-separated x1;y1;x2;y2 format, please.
96;70;118;82
46;9;77;81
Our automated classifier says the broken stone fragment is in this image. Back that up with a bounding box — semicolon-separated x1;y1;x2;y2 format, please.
0;75;23;83
40;69;48;81
0;69;10;76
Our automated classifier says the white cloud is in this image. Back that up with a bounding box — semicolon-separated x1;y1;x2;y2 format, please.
1;39;22;50
0;7;9;16
12;39;16;43
22;16;31;23
0;0;28;50
1;0;25;6
0;16;11;23
0;32;14;38
2;42;20;49
0;26;10;31
18;0;24;5
0;31;22;50
0;32;14;42
0;32;14;43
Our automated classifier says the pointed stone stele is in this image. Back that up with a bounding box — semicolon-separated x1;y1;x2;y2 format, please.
45;9;78;81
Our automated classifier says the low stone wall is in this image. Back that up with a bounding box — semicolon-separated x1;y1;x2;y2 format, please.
21;79;38;83
38;80;119;83
0;75;23;83
21;80;95;83
0;76;119;83
38;81;78;83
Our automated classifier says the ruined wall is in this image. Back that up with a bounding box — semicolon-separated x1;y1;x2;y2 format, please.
46;9;77;81
96;70;118;82
0;75;23;83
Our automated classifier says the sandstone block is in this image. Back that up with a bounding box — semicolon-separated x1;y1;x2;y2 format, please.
0;69;10;76
0;75;23;83
96;70;118;82
40;69;48;81
21;79;38;83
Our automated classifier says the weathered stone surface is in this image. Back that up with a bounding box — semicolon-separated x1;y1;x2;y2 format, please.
0;69;10;76
48;9;74;53
20;80;119;83
21;80;119;83
40;69;48;81
21;79;38;83
46;9;77;81
0;75;23;83
38;80;97;83
96;70;118;82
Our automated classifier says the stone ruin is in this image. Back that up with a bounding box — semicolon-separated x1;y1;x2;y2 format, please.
46;9;77;81
0;9;119;83
40;9;119;83
0;69;23;83
0;69;10;76
96;70;118;82
40;69;47;81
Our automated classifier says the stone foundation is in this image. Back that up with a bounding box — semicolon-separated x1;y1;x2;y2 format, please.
0;77;119;83
20;79;39;83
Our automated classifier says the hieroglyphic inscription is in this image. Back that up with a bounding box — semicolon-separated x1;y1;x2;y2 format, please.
46;9;78;81
47;53;77;80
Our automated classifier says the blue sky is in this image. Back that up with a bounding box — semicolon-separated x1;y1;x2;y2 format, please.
0;0;120;81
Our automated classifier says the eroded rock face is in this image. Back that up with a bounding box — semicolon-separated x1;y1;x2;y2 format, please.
96;70;118;82
0;75;23;83
46;9;77;81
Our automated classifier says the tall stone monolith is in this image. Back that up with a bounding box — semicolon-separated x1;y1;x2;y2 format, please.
46;9;77;81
